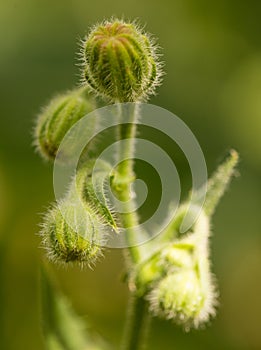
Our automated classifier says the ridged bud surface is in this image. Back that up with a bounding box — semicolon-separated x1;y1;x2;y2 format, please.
40;200;104;266
34;88;95;161
76;159;118;230
81;20;162;102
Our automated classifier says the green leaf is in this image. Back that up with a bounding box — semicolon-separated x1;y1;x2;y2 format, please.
40;267;111;350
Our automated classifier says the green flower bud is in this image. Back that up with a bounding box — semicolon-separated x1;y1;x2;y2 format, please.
134;243;193;296
76;159;118;230
80;19;163;102
34;88;95;161
149;258;217;330
40;199;105;266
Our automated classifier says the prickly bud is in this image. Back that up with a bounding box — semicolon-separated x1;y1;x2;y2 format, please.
76;159;118;230
81;19;163;102
134;243;193;296
34;88;95;161
149;255;217;330
40;199;105;266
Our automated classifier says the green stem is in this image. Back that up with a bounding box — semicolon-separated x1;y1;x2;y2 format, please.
121;295;150;350
115;103;150;350
115;103;142;264
117;103;138;177
203;149;239;216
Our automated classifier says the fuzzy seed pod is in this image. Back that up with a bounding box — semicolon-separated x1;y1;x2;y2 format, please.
34;88;95;161
40;199;105;266
80;19;163;102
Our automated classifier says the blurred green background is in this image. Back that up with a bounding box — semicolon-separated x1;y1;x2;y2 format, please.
0;0;261;349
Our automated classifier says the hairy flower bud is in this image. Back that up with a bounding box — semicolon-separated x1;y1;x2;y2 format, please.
40;199;105;266
34;88;95;161
134;243;193;296
80;19;163;102
131;206;217;328
76;159;118;230
149;256;217;330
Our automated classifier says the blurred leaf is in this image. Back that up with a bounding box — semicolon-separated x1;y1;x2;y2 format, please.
40;267;111;350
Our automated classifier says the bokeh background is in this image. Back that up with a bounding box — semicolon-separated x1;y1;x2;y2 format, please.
0;0;260;349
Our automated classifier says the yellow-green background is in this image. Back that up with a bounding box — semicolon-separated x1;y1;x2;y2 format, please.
0;0;260;349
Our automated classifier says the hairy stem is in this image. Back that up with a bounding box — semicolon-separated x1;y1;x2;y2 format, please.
203;149;239;216
115;103;142;264
115;103;150;349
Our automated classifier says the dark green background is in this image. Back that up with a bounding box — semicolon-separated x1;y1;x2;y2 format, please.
0;0;260;349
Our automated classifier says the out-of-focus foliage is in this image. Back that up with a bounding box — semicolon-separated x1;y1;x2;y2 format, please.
41;267;111;350
0;0;260;349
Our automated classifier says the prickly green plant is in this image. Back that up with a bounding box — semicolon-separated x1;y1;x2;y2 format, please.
130;151;238;331
34;18;239;350
40;160;119;267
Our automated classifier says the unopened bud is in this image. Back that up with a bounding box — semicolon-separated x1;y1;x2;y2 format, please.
149;258;217;330
40;199;105;266
81;19;163;102
34;88;95;161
